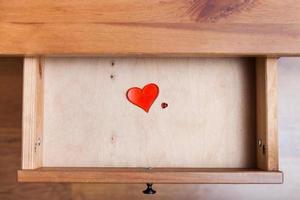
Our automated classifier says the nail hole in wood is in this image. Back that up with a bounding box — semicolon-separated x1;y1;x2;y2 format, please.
38;63;43;78
262;145;266;155
111;135;117;144
258;139;262;147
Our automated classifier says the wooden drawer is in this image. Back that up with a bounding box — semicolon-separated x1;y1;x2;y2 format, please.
18;57;282;184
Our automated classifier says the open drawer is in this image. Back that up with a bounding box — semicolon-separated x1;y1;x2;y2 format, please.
18;57;282;184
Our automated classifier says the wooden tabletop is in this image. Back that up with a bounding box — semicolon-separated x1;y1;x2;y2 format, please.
1;0;300;56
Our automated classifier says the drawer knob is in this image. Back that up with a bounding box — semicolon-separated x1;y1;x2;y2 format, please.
143;183;156;194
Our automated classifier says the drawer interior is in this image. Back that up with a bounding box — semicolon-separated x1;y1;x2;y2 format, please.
18;57;282;184
42;57;256;168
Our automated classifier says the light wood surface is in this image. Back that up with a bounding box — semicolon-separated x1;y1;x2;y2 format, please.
41;57;256;168
17;168;283;184
22;57;44;169
1;57;300;199
1;0;300;55
256;58;278;171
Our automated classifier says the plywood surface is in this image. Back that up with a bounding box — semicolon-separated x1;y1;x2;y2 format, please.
42;57;256;168
1;0;300;55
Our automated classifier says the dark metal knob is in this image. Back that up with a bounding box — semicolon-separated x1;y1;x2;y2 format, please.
143;183;156;194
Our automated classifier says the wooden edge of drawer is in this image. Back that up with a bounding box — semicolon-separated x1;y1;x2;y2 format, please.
17;168;283;184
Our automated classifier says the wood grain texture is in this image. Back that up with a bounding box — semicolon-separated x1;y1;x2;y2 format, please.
1;57;300;199
42;57;256;168
17;168;283;184
256;57;278;171
1;0;300;55
0;58;23;128
22;57;44;169
0;58;71;200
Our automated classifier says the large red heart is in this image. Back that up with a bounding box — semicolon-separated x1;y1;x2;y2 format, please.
126;83;159;113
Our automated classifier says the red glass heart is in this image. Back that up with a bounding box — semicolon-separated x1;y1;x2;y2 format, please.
126;83;159;113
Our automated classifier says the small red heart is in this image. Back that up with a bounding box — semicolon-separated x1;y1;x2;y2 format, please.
126;83;159;113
